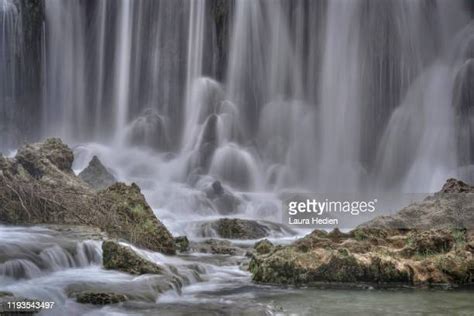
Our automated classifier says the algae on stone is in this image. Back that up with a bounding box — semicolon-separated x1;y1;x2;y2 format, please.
102;240;162;275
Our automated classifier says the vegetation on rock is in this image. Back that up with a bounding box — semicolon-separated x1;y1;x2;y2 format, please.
102;240;162;275
254;239;274;255
250;179;474;287
190;239;243;255
174;236;190;252
250;227;473;286
0;138;175;254
203;218;270;239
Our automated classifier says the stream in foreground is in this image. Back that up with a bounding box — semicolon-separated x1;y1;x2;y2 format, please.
1;225;473;316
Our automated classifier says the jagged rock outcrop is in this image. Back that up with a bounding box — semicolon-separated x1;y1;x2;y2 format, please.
102;240;162;275
79;156;116;190
97;183;175;254
0;138;175;254
250;179;474;287
361;178;474;230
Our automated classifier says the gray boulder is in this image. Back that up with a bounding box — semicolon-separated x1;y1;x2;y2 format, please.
361;178;474;230
79;156;116;190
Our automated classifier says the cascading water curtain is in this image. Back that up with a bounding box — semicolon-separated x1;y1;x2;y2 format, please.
1;0;473;194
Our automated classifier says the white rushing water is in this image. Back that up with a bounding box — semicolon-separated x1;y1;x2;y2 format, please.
1;1;474;314
0;0;472;195
0;225;284;315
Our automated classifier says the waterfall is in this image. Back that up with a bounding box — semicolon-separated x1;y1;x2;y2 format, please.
0;0;21;148
112;0;133;146
1;0;473;193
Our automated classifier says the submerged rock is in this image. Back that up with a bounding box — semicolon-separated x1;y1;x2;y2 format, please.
0;138;175;254
76;292;127;305
79;156;116;190
102;240;162;275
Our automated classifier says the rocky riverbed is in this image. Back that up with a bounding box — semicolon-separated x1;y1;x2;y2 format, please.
1;139;474;315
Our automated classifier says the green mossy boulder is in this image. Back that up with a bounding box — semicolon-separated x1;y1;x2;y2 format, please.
98;183;175;254
205;218;270;239
250;226;473;287
102;240;162;275
0;138;175;255
174;236;190;252
254;239;274;255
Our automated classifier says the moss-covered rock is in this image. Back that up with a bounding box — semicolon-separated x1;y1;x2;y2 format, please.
102;240;162;275
435;251;474;283
190;239;243;255
203;218;270;239
250;226;472;287
254;239;273;255
405;229;456;256
97;183;175;254
14;137;76;180
439;178;474;193
0;138;175;255
76;292;127;305
174;236;190;252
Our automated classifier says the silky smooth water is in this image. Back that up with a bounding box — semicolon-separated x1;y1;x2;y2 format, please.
1;226;473;316
1;1;474;314
39;0;473;193
1;0;473;193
